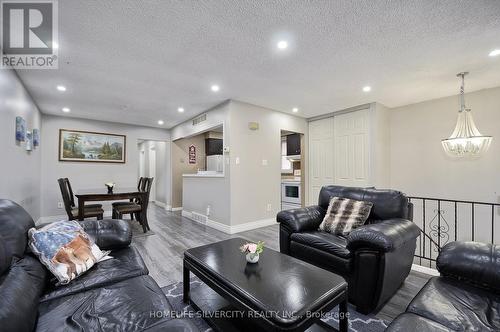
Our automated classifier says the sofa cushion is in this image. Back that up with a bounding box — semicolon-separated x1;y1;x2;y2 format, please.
386;313;453;332
290;231;351;258
0;199;35;259
37;275;173;332
79;219;133;250
318;186;409;221
0;255;47;332
437;241;500;293
41;246;148;302
290;239;352;276
407;277;500;331
319;197;373;235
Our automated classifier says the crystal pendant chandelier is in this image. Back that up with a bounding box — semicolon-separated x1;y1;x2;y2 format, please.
441;72;492;157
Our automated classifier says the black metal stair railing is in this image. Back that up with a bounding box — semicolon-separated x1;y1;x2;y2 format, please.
408;196;500;269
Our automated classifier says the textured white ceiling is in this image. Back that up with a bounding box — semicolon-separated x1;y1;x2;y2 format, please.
15;0;500;128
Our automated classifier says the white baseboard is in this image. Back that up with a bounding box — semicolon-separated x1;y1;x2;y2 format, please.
181;210;277;234
231;218;277;233
411;264;439;276
171;207;183;211
154;201;166;208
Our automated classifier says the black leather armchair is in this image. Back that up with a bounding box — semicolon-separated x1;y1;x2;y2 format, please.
278;186;420;314
0;199;196;332
387;241;500;331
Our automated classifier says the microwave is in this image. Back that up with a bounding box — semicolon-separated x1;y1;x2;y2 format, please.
281;182;301;205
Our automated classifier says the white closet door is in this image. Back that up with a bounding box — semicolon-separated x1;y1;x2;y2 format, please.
334;109;371;187
308;117;334;204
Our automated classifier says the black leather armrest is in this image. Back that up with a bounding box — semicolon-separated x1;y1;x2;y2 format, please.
79;219;132;250
346;219;420;252
437;241;500;292
277;205;326;233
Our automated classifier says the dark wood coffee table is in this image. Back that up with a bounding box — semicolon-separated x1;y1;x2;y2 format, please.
183;238;348;332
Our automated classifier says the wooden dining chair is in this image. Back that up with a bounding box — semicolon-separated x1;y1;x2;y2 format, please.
111;177;146;219
113;177;153;232
64;177;102;210
57;178;104;221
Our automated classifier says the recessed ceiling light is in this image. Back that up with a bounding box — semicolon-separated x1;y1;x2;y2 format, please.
277;40;288;50
57;85;66;92
211;84;220;92
62;107;70;113
178;107;184;113
489;49;500;57
158;120;164;125
292;107;299;113
363;86;372;92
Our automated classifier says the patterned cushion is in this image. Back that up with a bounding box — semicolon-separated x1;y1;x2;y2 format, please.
319;197;373;235
28;221;110;285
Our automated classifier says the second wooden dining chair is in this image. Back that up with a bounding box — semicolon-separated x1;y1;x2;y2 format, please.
111;177;147;220
112;177;153;233
58;178;104;220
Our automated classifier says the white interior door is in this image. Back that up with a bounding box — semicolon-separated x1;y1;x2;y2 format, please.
334;109;371;187
149;146;156;202
308;117;334;204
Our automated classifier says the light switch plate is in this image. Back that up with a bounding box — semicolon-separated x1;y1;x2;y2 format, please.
262;159;268;166
235;157;240;165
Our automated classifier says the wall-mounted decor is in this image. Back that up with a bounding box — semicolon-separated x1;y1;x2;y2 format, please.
59;129;126;163
188;144;196;164
15;116;26;141
33;129;40;147
25;131;33;151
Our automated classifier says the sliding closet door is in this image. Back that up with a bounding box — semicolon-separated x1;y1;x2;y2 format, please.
308;117;334;204
334;109;371;187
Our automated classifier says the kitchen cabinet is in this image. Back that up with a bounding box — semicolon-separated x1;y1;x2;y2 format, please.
286;133;301;156
205;138;223;156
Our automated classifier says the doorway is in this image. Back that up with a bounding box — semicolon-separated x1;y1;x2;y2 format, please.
280;130;304;211
149;145;156;202
137;139;169;208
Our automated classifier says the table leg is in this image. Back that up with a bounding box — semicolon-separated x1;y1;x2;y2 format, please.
183;261;190;303
339;295;348;332
78;197;84;221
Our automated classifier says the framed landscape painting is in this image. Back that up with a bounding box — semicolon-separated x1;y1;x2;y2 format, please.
59;129;126;163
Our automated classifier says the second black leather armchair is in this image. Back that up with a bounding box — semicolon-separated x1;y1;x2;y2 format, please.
278;185;420;314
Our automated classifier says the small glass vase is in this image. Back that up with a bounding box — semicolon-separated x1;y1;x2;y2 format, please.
246;253;259;263
106;186;113;194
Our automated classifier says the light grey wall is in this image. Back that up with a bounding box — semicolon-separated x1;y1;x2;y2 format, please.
170;101;230;141
389;86;500;203
228;100;308;225
183;176;230;224
41;115;170;217
0;69;42;219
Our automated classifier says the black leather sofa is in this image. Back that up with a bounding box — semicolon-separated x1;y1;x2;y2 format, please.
278;185;420;314
387;241;500;331
0;199;196;332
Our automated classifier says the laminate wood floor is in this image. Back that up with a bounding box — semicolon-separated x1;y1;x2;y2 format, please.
132;204;431;323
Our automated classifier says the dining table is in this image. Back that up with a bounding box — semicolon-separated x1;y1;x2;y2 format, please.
75;187;149;232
